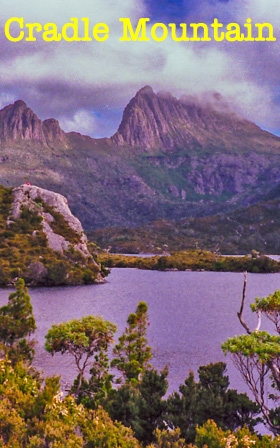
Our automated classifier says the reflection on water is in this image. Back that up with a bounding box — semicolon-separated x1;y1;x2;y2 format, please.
0;269;279;395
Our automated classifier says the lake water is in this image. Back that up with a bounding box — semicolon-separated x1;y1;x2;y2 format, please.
0;268;279;396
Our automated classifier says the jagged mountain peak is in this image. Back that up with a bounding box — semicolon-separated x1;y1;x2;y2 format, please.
111;86;277;152
0;100;69;148
136;85;155;96
43;118;66;147
13;99;28;109
0;99;46;143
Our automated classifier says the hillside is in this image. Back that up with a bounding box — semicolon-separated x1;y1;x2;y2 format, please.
0;88;280;232
0;184;106;286
91;200;280;255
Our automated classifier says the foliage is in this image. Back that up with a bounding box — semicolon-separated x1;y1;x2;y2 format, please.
222;332;280;362
193;420;280;448
147;428;187;448
164;363;259;444
81;406;141;448
74;350;114;409
223;279;280;434
45;316;116;393
111;301;152;384
107;368;169;446
99;251;280;274
0;279;36;363
0;358;141;448
0;358;83;447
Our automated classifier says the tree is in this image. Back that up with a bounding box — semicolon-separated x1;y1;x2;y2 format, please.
147;428;187;448
45;315;116;393
0;278;36;363
111;301;152;384
107;368;168;446
164;362;260;444
81;407;141;448
222;272;280;434
0;357;142;448
193;420;280;448
74;350;114;409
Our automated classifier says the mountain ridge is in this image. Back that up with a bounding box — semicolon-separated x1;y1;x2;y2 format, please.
111;85;280;153
0;87;280;233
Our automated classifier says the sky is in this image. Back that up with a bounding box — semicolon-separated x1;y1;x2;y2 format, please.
0;0;280;137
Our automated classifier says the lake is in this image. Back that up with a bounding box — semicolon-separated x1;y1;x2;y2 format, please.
0;268;279;396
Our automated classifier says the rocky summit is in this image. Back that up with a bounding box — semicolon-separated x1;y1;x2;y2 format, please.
0;87;280;231
111;86;280;153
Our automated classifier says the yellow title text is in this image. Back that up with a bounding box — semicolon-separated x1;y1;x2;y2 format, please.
4;17;276;42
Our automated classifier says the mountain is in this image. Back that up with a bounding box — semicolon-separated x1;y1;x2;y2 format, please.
0;100;46;143
1;87;280;234
112;86;280;153
0;184;105;286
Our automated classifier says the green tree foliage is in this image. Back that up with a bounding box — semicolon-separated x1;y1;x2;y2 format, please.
0;278;36;363
107;368;168;446
222;276;280;434
111;301;152;384
74;350;114;409
192;420;280;448
147;428;187;448
164;362;259;444
45;316;116;394
81;406;141;448
0;358;140;448
99;251;280;274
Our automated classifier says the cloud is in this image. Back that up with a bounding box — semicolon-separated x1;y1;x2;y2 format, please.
59;110;97;135
0;0;279;137
0;92;16;110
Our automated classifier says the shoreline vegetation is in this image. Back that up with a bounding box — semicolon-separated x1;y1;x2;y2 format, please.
1;280;280;447
1;182;279;288
98;250;280;274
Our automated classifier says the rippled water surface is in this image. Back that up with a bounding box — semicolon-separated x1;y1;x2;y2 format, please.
0;269;279;395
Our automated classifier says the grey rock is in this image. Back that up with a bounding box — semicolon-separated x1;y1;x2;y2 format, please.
27;262;48;283
11;184;91;259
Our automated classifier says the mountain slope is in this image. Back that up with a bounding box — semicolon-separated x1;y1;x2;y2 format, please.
0;88;280;231
91;199;280;255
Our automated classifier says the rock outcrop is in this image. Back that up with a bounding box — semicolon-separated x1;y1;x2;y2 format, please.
11;184;91;259
43;118;67;148
0;184;106;286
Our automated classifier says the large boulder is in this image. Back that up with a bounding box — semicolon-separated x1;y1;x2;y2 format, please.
11;184;91;259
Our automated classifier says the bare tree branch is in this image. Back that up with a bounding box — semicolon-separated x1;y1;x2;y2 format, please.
237;272;252;334
255;311;262;333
